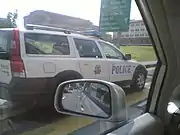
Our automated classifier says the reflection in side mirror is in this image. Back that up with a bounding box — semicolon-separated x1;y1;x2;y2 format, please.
54;79;127;122
105;53;111;58
62;82;111;118
125;53;132;60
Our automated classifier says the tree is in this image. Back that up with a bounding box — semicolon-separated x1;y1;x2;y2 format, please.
6;10;18;28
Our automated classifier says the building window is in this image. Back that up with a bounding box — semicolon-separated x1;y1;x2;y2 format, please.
140;34;144;36
135;29;139;31
136;24;139;26
131;29;134;32
126;35;129;37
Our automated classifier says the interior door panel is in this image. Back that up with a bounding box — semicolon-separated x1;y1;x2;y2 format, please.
107;113;164;135
69;113;163;135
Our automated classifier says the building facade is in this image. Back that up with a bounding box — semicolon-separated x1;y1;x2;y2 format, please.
24;10;94;31
113;20;151;45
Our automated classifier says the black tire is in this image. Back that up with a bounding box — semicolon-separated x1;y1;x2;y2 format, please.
131;67;147;92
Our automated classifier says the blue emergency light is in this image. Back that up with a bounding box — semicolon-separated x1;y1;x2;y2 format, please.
80;30;105;39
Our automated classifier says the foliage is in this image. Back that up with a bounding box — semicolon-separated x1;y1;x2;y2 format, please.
6;10;18;28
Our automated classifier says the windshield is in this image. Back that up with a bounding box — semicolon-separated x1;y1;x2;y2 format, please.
0;0;157;135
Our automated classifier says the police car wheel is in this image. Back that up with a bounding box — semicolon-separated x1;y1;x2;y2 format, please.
131;68;146;91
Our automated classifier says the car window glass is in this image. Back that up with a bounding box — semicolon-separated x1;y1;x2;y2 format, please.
74;38;102;58
0;30;11;60
24;33;70;55
99;42;124;59
0;31;9;53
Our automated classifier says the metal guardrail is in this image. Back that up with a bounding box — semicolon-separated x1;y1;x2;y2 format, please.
0;99;34;134
140;61;157;68
0;100;12;121
0;99;14;134
140;61;157;76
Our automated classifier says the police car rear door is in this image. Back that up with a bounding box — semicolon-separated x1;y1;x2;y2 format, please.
98;41;135;82
73;38;109;81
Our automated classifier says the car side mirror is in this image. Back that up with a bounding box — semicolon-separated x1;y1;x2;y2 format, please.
125;53;132;60
54;79;128;122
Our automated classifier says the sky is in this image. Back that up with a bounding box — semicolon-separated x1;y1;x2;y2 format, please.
0;0;142;26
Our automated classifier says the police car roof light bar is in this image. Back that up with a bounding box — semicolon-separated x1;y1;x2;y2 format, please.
25;24;72;34
79;30;104;39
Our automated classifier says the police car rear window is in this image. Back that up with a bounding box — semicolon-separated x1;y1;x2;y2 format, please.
24;33;70;55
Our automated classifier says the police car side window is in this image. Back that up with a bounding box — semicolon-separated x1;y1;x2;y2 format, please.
99;42;124;60
74;38;102;58
25;33;70;55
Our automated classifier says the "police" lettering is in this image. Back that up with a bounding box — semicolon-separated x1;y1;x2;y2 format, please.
112;65;132;74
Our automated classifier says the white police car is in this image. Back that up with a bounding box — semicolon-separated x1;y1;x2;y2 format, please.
0;24;147;106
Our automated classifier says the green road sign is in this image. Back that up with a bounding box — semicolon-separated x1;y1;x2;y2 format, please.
99;0;132;32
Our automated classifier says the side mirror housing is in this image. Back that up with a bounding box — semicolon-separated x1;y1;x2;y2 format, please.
54;79;127;122
125;53;132;60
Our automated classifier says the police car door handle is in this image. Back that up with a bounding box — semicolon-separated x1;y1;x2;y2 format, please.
84;64;89;66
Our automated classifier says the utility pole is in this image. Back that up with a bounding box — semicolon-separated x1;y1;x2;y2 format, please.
117;31;121;48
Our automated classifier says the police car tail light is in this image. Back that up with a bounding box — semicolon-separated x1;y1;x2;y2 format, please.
10;29;26;78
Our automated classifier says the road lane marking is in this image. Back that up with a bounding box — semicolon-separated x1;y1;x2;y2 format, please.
20;116;95;135
126;89;149;106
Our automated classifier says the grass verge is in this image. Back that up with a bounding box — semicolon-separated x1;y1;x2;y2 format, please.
120;46;156;62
